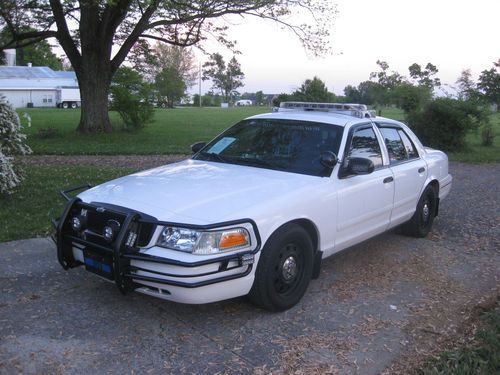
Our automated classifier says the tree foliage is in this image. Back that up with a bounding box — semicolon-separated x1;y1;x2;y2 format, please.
407;98;488;151
110;67;154;131
392;83;432;114
130;42;197;87
477;59;500;107
369;60;404;105
456;69;478;101
0;27;62;70
0;0;335;133
202;53;244;102
155;66;187;108
292;76;335;102
255;90;264;106
408;62;441;89
0;96;31;194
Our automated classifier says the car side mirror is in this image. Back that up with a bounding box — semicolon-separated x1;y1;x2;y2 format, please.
348;157;375;175
191;141;206;154
320;151;338;169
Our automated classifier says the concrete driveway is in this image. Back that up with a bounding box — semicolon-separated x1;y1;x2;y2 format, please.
1;162;499;374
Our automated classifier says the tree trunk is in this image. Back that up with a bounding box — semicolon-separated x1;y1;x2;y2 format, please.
76;64;113;133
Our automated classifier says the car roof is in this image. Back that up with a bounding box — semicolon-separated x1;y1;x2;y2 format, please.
246;111;403;128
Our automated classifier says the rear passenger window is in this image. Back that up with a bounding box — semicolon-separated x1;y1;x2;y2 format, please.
398;130;419;159
347;127;383;168
379;128;407;163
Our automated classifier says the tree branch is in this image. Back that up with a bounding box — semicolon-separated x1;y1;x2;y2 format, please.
0;30;58;49
49;0;81;70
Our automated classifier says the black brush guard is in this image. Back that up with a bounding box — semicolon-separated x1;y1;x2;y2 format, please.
53;184;261;294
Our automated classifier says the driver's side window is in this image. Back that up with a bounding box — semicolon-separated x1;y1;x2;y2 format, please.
346;127;383;169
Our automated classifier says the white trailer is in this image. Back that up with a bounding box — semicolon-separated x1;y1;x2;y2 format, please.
57;87;81;109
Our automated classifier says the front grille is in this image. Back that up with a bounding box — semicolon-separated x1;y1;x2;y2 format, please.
66;202;156;249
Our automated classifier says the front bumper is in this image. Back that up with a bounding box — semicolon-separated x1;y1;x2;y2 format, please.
53;185;261;303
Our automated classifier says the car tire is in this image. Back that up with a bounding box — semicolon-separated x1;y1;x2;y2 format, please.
248;223;314;311
402;184;437;238
62;102;69;109
71;102;77;109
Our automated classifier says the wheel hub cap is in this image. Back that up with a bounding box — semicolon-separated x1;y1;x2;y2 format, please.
423;203;430;220
282;256;298;281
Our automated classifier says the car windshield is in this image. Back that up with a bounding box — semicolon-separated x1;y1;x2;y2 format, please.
193;118;344;177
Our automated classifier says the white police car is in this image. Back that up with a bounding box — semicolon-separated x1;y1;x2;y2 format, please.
54;102;452;311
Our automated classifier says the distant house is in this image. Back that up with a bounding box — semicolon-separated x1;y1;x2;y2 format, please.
0;65;78;108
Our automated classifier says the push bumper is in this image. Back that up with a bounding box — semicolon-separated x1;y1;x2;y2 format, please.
53;185;261;302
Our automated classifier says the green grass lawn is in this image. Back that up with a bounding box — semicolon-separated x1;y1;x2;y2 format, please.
448;111;500;163
0;165;133;242
18;106;499;162
19;107;269;155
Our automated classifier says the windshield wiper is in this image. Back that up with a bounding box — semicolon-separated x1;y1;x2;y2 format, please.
197;151;230;164
233;157;286;171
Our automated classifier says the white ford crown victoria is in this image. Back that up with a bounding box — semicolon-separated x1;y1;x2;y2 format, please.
54;102;452;311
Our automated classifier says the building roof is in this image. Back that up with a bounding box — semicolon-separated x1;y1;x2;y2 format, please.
0;66;76;79
0;65;78;90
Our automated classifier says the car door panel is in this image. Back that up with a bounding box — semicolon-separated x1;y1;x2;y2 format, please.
335;169;394;250
334;124;395;252
377;126;427;227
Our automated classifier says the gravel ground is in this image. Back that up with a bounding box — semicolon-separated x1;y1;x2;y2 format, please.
0;160;499;374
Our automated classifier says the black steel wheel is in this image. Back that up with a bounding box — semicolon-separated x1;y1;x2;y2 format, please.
249;223;313;311
403;184;437;238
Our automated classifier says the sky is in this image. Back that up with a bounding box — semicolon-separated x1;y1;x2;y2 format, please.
192;0;500;96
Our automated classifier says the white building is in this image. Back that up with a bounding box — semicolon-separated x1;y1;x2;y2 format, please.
0;65;78;108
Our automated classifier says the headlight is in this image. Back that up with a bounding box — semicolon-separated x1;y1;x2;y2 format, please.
157;226;251;255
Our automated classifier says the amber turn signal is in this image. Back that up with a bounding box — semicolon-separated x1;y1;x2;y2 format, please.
219;229;249;250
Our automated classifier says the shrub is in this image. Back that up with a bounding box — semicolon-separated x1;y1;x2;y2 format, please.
36;127;60;139
480;122;495;146
392;83;431;114
407;98;489;151
110;67;154;131
0;97;32;194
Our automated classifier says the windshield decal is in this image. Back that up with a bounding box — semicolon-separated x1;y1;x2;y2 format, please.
207;137;236;154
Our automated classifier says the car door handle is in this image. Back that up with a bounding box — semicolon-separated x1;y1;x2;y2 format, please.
418;167;425;173
383;176;394;183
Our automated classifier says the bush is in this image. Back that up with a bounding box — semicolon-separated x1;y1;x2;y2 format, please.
480;122;495;146
110;67;154;131
0;97;32;194
407;98;489;151
36;127;60;139
392;83;431;114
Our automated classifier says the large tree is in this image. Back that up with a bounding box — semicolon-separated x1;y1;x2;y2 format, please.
155;66;186;107
477;59;500;107
292;76;334;102
455;69;477;101
130;42;197;88
0;0;334;133
369;60;404;105
408;62;441;89
202;53;244;103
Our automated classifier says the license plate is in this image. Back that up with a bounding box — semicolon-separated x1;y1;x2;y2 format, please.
83;249;114;280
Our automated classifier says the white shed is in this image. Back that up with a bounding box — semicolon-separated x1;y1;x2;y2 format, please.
0;66;78;108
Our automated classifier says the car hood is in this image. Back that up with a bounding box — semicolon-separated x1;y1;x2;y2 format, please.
78;159;322;224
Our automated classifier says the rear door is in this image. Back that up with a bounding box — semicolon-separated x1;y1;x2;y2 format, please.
335;124;395;251
376;125;427;226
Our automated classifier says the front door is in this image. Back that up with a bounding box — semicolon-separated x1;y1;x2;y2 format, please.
335;125;394;251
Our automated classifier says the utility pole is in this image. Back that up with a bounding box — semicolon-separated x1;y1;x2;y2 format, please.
198;62;202;108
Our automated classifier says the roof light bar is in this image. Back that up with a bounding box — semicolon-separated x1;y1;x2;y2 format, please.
278;102;376;118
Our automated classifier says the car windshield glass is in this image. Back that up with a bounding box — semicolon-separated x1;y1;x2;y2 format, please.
194;119;344;177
